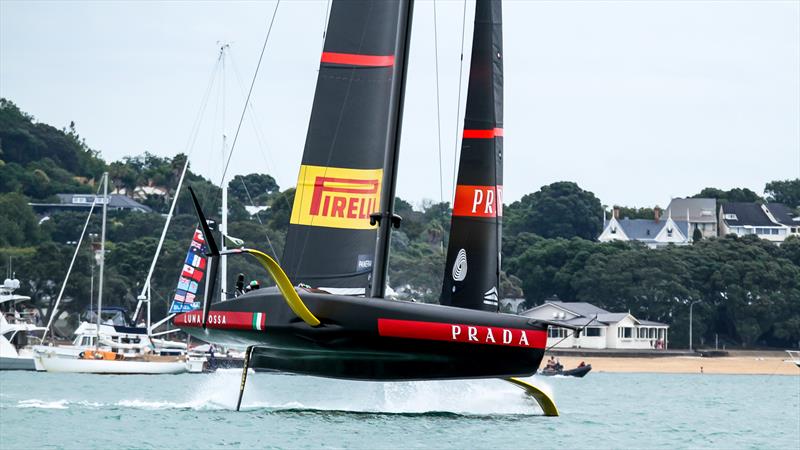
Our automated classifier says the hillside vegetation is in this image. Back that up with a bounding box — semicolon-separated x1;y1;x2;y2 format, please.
1;99;799;349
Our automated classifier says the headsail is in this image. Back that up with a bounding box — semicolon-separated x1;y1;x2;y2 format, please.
282;0;411;293
168;228;207;313
440;0;504;311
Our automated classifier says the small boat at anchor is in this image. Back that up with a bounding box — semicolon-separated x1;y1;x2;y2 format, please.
539;364;592;378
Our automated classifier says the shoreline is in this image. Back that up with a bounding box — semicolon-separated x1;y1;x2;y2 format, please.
553;355;799;375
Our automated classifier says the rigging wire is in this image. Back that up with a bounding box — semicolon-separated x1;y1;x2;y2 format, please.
226;49;288;261
219;0;281;187
228;50;292;213
450;0;469;204
239;178;281;263
433;0;444;206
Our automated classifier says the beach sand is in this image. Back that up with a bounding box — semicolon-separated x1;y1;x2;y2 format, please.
554;354;799;375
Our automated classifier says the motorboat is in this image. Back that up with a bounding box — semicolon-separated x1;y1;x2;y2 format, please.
0;278;46;371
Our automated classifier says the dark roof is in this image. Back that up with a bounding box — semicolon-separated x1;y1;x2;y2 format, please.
30;194;152;213
721;203;779;227
766;203;800;227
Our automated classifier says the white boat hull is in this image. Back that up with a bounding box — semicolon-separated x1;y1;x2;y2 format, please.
0;356;35;370
37;354;191;374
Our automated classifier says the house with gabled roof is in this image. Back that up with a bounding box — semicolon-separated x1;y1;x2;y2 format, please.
521;300;669;350
665;197;717;239
718;202;790;243
598;207;689;248
765;203;800;238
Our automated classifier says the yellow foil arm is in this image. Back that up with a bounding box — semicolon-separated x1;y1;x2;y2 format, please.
505;377;559;417
242;248;321;327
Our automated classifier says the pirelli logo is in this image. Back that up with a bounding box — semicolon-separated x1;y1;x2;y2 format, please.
290;165;383;230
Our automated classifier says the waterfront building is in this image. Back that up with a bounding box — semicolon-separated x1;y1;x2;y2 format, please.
522;300;669;350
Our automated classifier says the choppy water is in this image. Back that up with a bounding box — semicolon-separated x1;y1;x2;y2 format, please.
1;370;798;449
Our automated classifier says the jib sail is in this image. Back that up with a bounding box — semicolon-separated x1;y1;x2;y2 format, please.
282;0;411;293
440;0;504;311
169;228;207;313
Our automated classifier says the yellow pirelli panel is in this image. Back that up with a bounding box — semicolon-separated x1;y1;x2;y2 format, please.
290;165;383;230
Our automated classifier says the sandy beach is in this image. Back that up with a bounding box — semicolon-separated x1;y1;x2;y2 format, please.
554;353;799;375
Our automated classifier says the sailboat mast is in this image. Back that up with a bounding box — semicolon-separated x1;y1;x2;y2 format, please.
220;43;229;301
370;0;415;298
96;172;108;350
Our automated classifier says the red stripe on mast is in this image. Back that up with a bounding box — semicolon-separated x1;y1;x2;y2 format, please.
321;52;395;67
462;128;503;139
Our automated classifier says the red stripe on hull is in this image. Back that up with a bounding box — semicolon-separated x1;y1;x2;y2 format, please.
174;310;260;330
462;128;503;139
321;52;395;67
377;318;545;349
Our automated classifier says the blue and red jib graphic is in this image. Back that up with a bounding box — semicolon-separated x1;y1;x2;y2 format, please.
169;229;207;314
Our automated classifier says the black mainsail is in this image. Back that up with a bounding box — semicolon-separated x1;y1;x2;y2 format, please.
440;0;504;312
282;0;412;293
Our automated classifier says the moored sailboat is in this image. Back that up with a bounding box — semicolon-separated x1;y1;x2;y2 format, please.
36;173;204;374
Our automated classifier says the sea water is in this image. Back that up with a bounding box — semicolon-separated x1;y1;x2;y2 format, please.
1;370;797;449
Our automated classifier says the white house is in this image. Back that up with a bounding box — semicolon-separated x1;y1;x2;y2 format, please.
765;203;800;238
666;198;717;239
598;207;690;249
521;300;669;350
718;202;791;243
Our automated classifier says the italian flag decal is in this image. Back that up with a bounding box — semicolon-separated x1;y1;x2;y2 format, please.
252;312;266;331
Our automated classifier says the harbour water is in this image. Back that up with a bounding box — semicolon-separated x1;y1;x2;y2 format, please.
1;370;797;449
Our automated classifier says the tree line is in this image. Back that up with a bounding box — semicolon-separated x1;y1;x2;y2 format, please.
2;98;799;348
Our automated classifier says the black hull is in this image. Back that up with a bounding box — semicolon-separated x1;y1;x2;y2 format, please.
176;288;546;381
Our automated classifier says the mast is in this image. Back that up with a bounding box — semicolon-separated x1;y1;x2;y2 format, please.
440;0;504;311
96;172;108;350
220;43;230;301
370;0;414;298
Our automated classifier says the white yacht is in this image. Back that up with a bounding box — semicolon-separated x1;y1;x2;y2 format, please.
33;307;203;373
0;278;46;371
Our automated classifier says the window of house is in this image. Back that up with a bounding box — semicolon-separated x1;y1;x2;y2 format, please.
666;227;673;237
548;327;568;338
585;327;602;337
622;327;632;339
724;213;737;220
611;226;617;234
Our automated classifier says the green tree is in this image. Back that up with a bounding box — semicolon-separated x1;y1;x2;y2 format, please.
506;181;603;240
228;173;280;206
693;187;762;204
0;193;41;246
765;179;800;207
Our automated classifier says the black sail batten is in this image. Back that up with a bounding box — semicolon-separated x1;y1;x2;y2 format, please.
440;0;504;312
282;0;411;292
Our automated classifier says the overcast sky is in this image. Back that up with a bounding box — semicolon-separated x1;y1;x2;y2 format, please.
2;0;798;209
